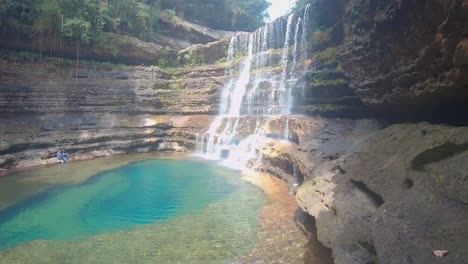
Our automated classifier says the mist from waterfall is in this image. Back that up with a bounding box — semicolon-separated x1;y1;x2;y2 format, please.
197;6;312;169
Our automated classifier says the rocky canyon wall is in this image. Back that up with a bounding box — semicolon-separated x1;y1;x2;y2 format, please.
0;0;467;264
282;0;468;262
340;0;468;122
301;0;468;123
257;117;468;264
0;58;225;171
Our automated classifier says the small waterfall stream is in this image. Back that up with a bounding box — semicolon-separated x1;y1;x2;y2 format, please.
197;6;312;169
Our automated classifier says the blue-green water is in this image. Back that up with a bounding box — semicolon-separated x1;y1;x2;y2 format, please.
0;159;236;250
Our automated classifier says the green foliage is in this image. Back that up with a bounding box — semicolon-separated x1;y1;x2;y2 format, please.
103;0;159;40
0;50;127;68
1;0;160;46
157;58;169;68
170;80;187;90
226;0;270;31
159;0;270;31
0;50;40;60
310;70;347;88
309;70;348;88
152;48;177;68
311;30;331;48
163;9;177;21
215;57;228;64
310;78;347;88
313;47;338;65
2;0;271;55
62;18;92;44
32;0;104;44
178;50;204;67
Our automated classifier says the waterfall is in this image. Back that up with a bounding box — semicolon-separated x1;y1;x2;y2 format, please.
301;4;312;96
284;118;290;141
197;6;312;170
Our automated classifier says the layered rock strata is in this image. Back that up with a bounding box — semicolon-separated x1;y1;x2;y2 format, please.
0;58;224;171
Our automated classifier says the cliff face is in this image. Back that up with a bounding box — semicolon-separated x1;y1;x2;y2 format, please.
0;1;467;264
254;0;468;262
296;0;468;123
0;59;224;170
0;59;224;115
253;118;468;264
339;0;468;122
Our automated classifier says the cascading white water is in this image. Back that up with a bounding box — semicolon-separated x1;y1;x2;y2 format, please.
197;5;312;170
300;4;312;96
284;118;290;141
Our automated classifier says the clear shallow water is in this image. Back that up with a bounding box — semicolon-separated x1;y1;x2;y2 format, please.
0;156;268;263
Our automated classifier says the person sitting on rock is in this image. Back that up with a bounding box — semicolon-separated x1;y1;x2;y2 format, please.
56;150;63;162
62;150;69;163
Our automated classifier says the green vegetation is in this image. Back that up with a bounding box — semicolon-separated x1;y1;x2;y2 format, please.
1;0;160;45
161;9;177;22
1;0;270;47
178;50;204;67
311;30;332;48
152;48;175;68
304;104;354;113
310;78;347;88
158;0;270;32
313;47;338;65
310;69;348;88
170;80;187;90
207;81;218;90
0;0;270;68
215;57;228;64
0;50;128;68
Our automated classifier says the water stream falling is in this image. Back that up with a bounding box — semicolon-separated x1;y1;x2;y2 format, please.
197;6;312;169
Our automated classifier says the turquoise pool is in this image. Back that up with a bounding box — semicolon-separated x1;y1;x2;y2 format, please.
0;155;268;263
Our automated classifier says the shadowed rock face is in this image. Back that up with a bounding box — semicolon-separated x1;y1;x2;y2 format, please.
297;0;467;123
339;0;468;123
